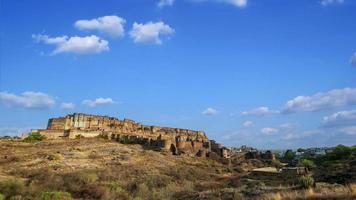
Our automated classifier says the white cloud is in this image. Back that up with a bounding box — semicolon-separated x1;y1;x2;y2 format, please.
0;91;55;109
158;0;175;7
32;34;109;55
320;0;344;6
74;15;126;38
261;127;279;135
214;0;247;7
283;88;356;113
194;0;247;8
202;107;218;116
129;21;174;44
322;110;356;135
241;106;279;116
61;102;75;109
82;97;115;107
350;52;356;67
323;110;356;127
242;121;253;128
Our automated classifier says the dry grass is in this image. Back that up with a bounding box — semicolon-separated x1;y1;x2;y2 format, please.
0;138;354;200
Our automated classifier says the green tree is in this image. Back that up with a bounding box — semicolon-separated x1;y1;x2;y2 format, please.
297;148;305;152
284;149;296;160
23;133;46;142
298;159;316;170
331;145;353;160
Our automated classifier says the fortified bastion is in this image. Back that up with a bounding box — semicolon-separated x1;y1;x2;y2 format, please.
31;113;229;157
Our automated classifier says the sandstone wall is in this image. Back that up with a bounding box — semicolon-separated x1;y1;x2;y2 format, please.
36;113;229;157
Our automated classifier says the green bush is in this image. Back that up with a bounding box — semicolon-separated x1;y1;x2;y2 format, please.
23;133;46;142
0;179;25;198
298;176;314;189
41;191;72;200
298;159;316;170
0;193;4;200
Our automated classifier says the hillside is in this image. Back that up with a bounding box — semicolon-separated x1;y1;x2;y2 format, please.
0;138;355;200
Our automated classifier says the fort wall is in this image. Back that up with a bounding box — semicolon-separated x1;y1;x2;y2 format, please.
32;113;231;157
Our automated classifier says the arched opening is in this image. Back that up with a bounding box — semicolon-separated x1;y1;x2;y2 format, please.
170;144;178;155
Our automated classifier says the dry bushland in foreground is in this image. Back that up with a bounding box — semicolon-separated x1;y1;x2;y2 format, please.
0;139;355;200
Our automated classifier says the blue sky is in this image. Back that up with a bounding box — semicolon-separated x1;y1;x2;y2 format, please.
1;0;356;149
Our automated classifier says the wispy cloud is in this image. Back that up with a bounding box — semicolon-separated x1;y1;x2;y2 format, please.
158;0;175;7
242;121;253;128
260;127;279;135
350;52;356;67
61;102;75;109
193;0;247;8
320;0;344;6
74;15;126;38
82;97;115;107
202;107;218;116
0;91;55;109
32;34;109;55
129;21;174;44
241;106;279;116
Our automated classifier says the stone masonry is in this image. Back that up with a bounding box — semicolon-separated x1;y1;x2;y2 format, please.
31;113;229;157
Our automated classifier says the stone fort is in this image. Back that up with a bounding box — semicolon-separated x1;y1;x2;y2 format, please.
32;113;230;157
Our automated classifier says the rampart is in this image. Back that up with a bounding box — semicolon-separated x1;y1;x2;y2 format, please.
31;113;231;157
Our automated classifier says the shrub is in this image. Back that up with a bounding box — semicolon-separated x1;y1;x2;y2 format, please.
298;159;316;170
79;173;98;185
135;183;150;199
0;179;25;198
23;133;46;142
40;191;72;200
271;159;283;170
47;153;63;161
0;193;4;200
299;176;315;189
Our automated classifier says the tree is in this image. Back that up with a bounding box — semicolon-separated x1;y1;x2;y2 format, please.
298;159;316;170
298;176;315;189
23;133;46;142
284;149;296;160
297;148;305;152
